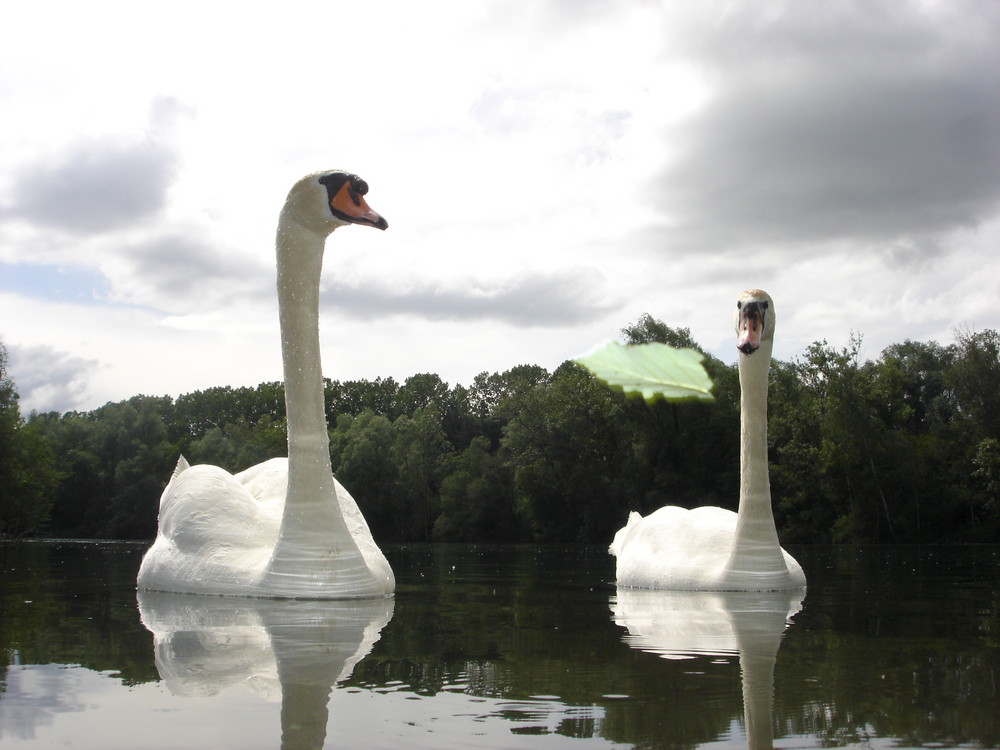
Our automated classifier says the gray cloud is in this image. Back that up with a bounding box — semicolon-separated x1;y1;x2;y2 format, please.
7;343;98;414
653;1;1000;256
5;136;178;235
321;269;615;327
118;234;269;310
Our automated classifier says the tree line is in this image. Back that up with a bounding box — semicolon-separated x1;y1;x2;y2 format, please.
2;314;999;544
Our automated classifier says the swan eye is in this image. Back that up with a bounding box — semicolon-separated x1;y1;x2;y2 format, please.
737;301;743;309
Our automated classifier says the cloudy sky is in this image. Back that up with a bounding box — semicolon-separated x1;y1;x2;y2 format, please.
1;0;999;414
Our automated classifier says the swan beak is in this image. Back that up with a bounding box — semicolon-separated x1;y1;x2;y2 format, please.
330;183;389;230
737;305;765;355
351;200;389;230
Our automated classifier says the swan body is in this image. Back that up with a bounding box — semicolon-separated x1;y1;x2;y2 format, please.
610;289;805;592
138;171;394;598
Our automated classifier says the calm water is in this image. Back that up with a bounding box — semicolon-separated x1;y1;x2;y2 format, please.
1;542;999;750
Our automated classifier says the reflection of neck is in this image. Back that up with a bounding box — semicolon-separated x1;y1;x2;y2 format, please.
740;648;776;750
735;604;786;750
727;341;786;579
280;683;332;750
265;598;394;749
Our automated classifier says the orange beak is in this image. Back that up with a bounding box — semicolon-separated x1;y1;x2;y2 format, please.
330;182;388;230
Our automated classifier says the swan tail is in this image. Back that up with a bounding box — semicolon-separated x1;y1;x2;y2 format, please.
172;455;191;480
156;455;191;512
609;511;644;557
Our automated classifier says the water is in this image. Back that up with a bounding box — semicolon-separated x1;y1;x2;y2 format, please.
1;541;999;749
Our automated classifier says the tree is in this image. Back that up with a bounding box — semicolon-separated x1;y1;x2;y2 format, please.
945;328;1000;536
502;362;623;542
10;320;1000;544
326;377;399;420
0;343;60;536
789;337;895;542
185;415;287;473
615;314;739;516
29;396;175;538
394;373;450;419
434;436;520;542
622;313;704;351
392;406;450;541
173;383;285;442
329;411;399;541
468;365;551;448
948;328;1000;440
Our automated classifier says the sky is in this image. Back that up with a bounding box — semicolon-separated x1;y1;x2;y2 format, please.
1;0;999;415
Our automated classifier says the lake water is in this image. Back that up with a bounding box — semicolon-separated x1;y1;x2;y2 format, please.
1;541;998;749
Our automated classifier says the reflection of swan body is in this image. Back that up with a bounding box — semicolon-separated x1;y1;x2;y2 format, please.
612;588;803;750
138;590;393;750
610;290;806;591
137;172;394;598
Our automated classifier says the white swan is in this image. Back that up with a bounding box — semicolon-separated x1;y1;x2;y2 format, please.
610;289;805;591
137;171;395;598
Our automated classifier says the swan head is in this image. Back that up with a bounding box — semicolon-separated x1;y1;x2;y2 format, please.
281;170;388;236
735;289;774;356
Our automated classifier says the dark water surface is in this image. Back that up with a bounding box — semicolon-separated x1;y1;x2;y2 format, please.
1;541;998;749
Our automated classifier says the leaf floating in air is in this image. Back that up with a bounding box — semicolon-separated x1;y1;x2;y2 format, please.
575;342;714;402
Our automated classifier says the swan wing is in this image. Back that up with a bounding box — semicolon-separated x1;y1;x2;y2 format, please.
138;463;282;594
613;506;738;590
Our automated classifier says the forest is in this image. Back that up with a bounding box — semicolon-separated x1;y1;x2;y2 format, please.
2;313;1000;545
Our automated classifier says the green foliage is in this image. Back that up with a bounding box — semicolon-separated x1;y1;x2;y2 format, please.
621;313;704;351
574;341;714;402
330;410;399;540
503;362;624;542
326;376;398;420
434;436;520;541
4;315;1000;544
390;406;450;541
0;344;60;536
28;397;176;538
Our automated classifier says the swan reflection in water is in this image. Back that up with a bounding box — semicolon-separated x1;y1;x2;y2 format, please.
611;588;803;750
137;591;393;749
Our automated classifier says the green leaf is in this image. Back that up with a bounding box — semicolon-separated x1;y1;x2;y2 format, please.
574;342;714;402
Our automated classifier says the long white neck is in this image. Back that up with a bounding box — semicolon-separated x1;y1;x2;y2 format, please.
261;211;374;596
725;340;787;581
276;219;335;474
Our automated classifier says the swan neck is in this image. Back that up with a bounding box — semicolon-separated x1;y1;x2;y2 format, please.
727;341;784;576
260;209;392;598
276;217;333;466
739;345;771;507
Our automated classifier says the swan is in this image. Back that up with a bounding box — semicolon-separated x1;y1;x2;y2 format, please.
137;170;395;598
609;289;805;591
